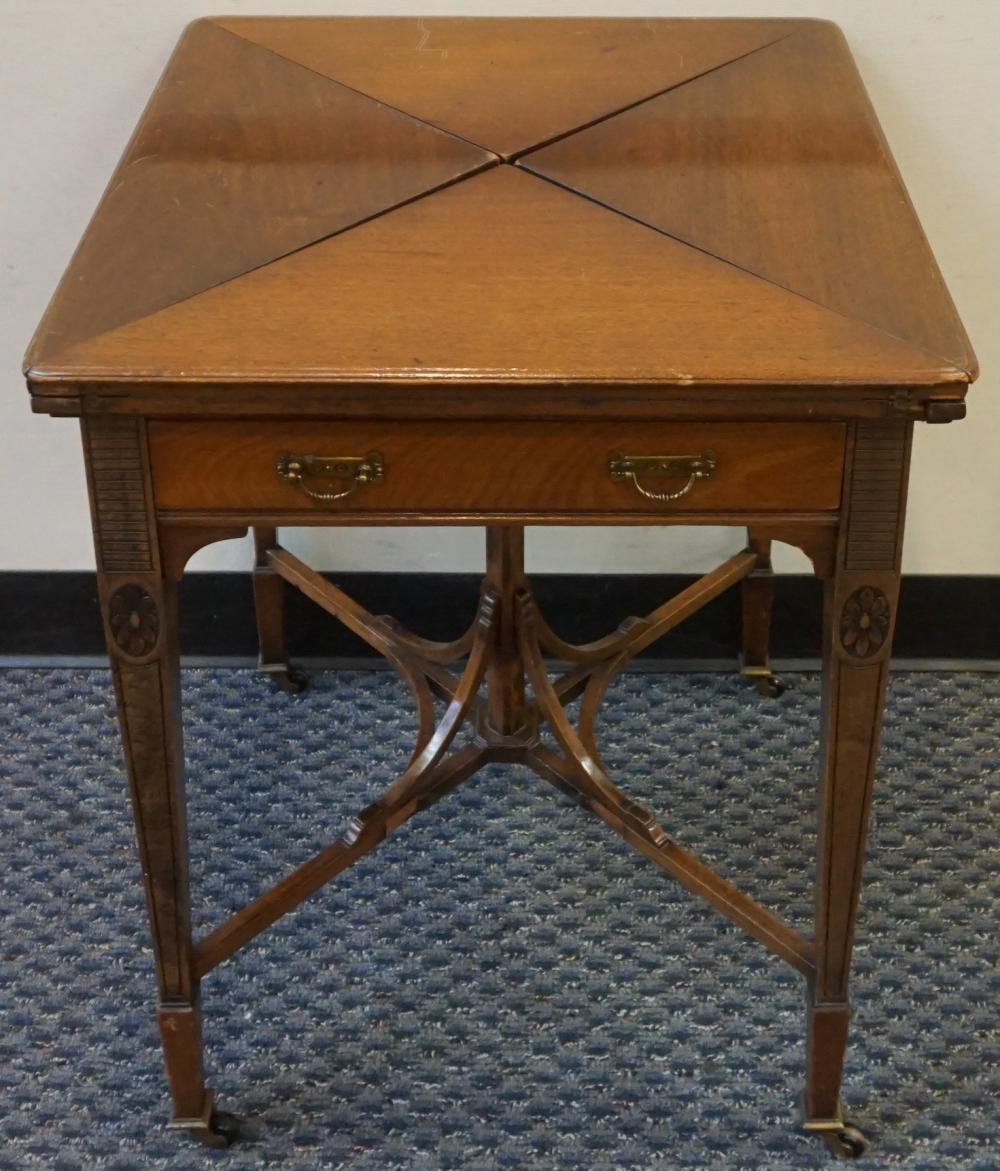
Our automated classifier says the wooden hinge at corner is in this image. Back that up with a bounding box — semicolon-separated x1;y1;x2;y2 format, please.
923;398;967;423
892;389;966;423
30;394;81;417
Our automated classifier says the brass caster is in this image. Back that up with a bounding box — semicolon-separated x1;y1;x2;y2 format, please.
820;1122;870;1160
280;666;310;695
190;1109;244;1148
754;672;787;699
263;664;310;694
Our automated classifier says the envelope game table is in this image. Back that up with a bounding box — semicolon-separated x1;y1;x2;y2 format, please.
24;16;977;1157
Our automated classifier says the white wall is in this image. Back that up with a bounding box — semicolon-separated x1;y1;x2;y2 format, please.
3;0;997;577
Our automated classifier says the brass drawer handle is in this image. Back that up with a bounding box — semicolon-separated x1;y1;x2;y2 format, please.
608;450;717;502
276;451;384;502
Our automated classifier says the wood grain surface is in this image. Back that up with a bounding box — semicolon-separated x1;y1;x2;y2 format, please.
521;22;975;375
25;17;975;404
34;167;960;388
42;20;975;1153
213;16;802;158
25;19;492;369
147;419;846;514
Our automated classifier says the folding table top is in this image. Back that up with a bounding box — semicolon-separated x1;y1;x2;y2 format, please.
25;17;976;399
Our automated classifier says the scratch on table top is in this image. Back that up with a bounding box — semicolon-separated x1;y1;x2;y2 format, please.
124;152;159;171
415;18;448;60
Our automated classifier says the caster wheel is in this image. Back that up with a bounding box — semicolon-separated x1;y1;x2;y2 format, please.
282;666;310;694
754;673;787;699
191;1109;244;1148
269;665;309;695
821;1122;870;1160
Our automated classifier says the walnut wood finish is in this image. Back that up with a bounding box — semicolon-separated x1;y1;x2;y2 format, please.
251;528;306;694
26;20;491;372
29;15;978;1158
35;382;967;424
158;523;249;584
147;420;845;516
31;166;963;392
741;534;774;670
82;417;226;1145
212;16;801;159
804;420;911;1146
192;538;823;983
521;23;975;374
25;18;973;407
739;532;784;696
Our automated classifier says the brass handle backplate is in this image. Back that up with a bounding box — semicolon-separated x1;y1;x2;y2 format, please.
276;451;384;502
608;450;717;502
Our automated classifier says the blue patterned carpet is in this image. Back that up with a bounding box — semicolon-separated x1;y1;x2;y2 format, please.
1;668;998;1170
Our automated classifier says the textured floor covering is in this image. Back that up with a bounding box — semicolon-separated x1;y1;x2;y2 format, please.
0;668;997;1170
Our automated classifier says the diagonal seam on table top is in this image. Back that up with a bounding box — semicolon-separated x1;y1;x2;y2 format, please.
25;23;502;375
516;26;976;379
504;31;798;163
23;24;821;375
215;17;798;163
33;164;967;386
27;156;502;376
30;18;904;380
208;20;505;164
512;165;970;383
29;21;970;386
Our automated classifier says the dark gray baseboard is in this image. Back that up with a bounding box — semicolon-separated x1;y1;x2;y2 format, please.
1;571;998;667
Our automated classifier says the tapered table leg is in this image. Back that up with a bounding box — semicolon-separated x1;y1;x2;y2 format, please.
804;419;911;1159
252;526;308;693
104;573;242;1146
84;417;240;1146
101;572;217;1127
740;531;785;697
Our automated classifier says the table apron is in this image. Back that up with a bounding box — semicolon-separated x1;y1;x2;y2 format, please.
147;419;847;517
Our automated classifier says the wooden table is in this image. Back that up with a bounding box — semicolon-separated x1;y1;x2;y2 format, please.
25;17;977;1157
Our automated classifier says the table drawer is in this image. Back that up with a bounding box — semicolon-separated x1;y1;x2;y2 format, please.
148;421;845;514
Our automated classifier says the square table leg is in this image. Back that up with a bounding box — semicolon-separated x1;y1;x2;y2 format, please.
83;417;243;1146
80;413;914;1155
803;419;911;1158
740;530;786;697
96;552;221;1134
252;526;308;693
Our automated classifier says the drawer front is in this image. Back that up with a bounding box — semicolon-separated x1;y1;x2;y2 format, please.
148;420;845;514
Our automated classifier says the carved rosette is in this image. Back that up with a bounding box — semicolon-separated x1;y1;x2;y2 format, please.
109;584;160;658
839;587;891;659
